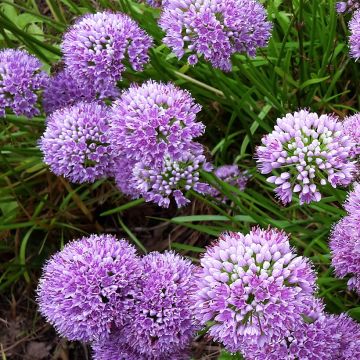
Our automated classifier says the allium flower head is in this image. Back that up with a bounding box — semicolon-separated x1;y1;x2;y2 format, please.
193;227;317;351
93;328;189;360
132;149;212;207
330;184;360;295
211;164;249;199
40;101;113;183
37;235;142;342
62;12;152;94
242;313;359;360
109;81;205;166
343;113;360;157
42;69;105;114
122;252;198;358
159;0;272;71
350;10;360;59
337;1;360;13
256;110;355;204
0;49;48;117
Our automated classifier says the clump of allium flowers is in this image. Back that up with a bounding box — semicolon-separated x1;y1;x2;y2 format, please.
330;183;360;294
0;49;48;117
159;0;272;71
109;81;205;166
350;10;360;59
37;235;142;342
42;69;104;114
242;312;360;360
40;101;113;183
256;110;355;205
61;12;152;95
210;164;249;199
343;113;360;157
121;252;198;358
193;227;317;352
132;148;212;207
337;1;360;13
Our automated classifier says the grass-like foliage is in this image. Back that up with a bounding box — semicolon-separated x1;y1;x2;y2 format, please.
0;0;359;358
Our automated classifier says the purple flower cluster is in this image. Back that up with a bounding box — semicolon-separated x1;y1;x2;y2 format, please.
42;70;101;114
61;12;152;96
243;313;360;360
119;252;198;358
337;0;360;13
211;164;249;199
40;101;113;183
256;110;355;204
38;236;198;358
159;0;272;71
110;81;211;207
193;227;317;351
132;151;212;207
350;10;360;59
343;113;360;158
0;49;48;117
37;234;141;341
330;183;360;294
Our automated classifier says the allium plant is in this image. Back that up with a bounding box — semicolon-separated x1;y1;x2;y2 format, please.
336;0;360;13
40;101;113;183
109;81;205;166
159;0;272;71
193;227;317;352
0;49;48;117
343;113;360;157
61;12;152;96
350;10;360;59
42;70;101;114
330;183;360;294
242;313;360;360
37;235;142;342
132;149;212;207
93;328;188;360
121;252;198;358
256;110;355;205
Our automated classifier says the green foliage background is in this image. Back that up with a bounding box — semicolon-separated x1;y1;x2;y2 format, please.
0;0;359;357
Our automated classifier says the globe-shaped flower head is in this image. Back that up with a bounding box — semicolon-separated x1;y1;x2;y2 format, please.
0;49;48;117
121;252;198;358
132;148;212;207
159;0;272;71
43;69;107;114
193;227;317;351
350;10;360;59
92;328;189;360
343;113;360;157
61;12;152;95
330;183;360;294
40;101;113;183
37;235;142;341
109;81;205;166
242;313;360;360
336;1;360;13
256;110;355;204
